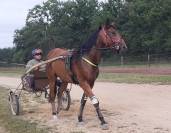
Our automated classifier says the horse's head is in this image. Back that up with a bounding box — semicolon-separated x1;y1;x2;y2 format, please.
99;20;127;53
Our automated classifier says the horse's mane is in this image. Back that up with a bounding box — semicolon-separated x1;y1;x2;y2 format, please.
79;29;100;54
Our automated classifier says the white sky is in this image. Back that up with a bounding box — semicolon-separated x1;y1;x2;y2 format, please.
0;0;47;48
0;0;105;49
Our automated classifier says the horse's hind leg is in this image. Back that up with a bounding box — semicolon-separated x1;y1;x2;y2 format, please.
47;72;57;118
57;82;68;114
78;93;88;122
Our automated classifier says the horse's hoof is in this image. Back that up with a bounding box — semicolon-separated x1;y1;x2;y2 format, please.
52;115;58;120
47;115;58;126
76;121;85;126
101;123;109;130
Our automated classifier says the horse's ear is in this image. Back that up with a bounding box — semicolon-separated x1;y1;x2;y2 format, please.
99;25;102;30
105;18;110;26
105;18;112;29
105;18;117;29
111;22;117;29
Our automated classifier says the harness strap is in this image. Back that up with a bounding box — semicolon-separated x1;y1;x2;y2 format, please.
82;57;97;67
65;55;79;84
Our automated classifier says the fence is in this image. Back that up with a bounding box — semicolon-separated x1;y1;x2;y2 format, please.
0;53;171;68
101;53;171;67
0;61;25;68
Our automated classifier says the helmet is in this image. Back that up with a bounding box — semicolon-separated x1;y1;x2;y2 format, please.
32;48;43;56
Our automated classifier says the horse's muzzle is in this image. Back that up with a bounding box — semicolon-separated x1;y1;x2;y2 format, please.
111;43;128;54
115;45;120;50
119;39;128;53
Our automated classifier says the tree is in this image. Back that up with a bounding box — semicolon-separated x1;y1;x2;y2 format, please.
11;0;171;63
119;0;171;54
0;48;15;62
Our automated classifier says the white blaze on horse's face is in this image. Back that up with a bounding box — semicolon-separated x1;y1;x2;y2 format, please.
115;45;120;50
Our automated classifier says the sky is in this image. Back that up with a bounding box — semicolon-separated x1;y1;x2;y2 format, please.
0;0;105;49
0;0;47;48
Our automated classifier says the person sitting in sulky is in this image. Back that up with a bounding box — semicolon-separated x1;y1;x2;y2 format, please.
25;48;46;91
24;48;61;92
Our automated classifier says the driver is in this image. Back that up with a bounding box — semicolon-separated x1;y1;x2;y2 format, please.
26;48;45;72
25;48;61;92
25;48;46;91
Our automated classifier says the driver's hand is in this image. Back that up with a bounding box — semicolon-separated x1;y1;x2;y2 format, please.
34;66;39;70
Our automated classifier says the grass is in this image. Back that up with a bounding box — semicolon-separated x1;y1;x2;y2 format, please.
0;86;48;133
1;67;171;84
100;62;171;68
0;67;24;77
98;73;171;84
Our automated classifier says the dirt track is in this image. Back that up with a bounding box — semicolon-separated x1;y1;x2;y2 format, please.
0;76;171;133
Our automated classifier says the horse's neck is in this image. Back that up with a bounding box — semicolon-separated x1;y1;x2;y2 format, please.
86;39;102;65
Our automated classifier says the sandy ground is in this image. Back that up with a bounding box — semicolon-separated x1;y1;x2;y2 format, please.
0;76;171;133
0;126;8;133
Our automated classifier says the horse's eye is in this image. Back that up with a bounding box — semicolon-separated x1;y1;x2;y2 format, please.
108;32;116;36
112;31;116;35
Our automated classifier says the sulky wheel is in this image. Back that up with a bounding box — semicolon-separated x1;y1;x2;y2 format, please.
61;90;71;111
8;91;20;115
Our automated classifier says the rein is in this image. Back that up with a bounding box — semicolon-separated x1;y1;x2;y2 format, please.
73;45;114;53
94;46;115;50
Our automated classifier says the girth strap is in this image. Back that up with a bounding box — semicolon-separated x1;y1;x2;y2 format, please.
65;55;79;84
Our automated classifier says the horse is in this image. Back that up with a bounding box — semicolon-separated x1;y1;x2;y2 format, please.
46;20;127;129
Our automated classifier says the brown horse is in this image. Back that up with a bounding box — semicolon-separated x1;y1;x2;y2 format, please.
46;20;127;129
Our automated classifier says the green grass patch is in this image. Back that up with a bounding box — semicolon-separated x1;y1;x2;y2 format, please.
100;63;171;68
98;73;171;84
0;87;48;133
0;67;24;77
1;67;171;84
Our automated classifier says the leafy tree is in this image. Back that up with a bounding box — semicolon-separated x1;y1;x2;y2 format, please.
10;0;171;63
0;48;15;62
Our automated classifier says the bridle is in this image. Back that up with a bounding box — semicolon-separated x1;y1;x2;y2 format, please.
70;27;125;67
101;26;122;51
72;27;124;53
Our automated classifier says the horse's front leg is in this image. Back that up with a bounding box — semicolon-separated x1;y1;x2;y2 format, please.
57;82;68;114
78;82;95;123
79;82;108;129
